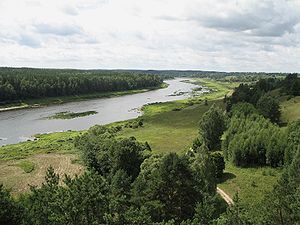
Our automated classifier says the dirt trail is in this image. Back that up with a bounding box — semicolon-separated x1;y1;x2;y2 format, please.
217;187;234;206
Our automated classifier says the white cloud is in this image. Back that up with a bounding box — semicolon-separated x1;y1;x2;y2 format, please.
0;0;299;72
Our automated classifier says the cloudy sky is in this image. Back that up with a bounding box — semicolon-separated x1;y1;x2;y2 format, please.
0;0;300;72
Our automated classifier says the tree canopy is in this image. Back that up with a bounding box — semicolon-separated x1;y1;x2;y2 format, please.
223;114;286;167
198;105;226;151
0;67;163;102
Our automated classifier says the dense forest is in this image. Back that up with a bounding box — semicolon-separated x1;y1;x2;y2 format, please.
0;74;299;224
0;67;163;103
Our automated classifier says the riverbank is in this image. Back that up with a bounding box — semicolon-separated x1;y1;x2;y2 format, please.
0;83;168;112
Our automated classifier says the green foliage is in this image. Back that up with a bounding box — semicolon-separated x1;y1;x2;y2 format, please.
230;102;258;118
124;119;144;129
285;120;300;165
223;114;286;167
227;75;300;125
106;169;132;224
193;194;227;225
191;145;217;194
132;151;218;223
227;84;254;109
282;73;300;96
47;111;97;120
211;152;225;179
192;137;203;150
218;149;299;224
0;67;162;103
217;194;254;225
75;125;149;180
10;147;220;224
0;184;23;225
23;167;110;225
256;149;300;225
199;105;226;151
226;77;281;113
256;94;281;123
16;161;35;173
0;131;79;161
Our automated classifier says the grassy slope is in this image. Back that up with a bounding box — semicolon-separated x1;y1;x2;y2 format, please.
218;163;282;206
280;96;300;123
120;100;224;153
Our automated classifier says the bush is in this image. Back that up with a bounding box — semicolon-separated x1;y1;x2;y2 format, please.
256;94;281;124
0;185;23;225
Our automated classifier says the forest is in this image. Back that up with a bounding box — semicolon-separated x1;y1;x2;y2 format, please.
0;74;300;225
0;67;163;103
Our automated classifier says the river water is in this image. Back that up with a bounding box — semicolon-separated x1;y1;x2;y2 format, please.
0;78;206;146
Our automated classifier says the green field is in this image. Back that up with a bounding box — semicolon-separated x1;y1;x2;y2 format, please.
218;163;282;206
120;100;224;153
0;78;288;205
281;96;300;123
16;160;36;173
0;131;81;161
186;78;237;100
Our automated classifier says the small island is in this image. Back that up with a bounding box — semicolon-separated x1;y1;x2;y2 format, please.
48;111;98;120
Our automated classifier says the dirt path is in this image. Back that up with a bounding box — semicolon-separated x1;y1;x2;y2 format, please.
217;187;234;206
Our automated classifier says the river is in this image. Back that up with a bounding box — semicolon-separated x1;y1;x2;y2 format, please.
0;78;207;146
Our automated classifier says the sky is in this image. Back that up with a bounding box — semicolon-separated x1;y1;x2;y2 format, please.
0;0;300;72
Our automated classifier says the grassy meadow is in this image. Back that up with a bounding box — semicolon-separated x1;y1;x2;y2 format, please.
218;163;282;206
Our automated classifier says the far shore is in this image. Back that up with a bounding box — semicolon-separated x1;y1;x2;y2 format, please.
0;83;169;113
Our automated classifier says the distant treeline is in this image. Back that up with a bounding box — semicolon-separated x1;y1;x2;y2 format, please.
0;68;163;102
227;73;300;111
120;69;291;80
